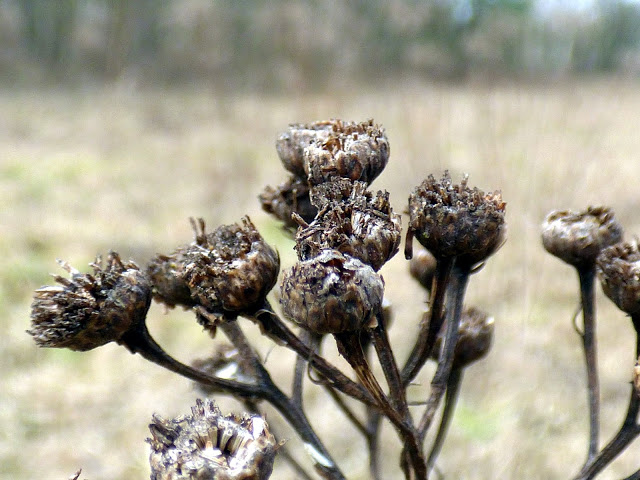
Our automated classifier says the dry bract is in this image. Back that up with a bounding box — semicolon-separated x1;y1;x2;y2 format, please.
259;175;317;230
28;252;151;351
280;249;384;334
542;206;623;268
597;240;640;316
148;399;277;480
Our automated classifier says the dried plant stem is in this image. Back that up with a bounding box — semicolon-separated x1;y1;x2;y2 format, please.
418;264;470;441
574;323;640;480
426;368;463;473
622;469;640;480
577;265;600;461
335;331;427;480
365;411;383;480
251;302;376;406
293;330;321;408
402;257;454;387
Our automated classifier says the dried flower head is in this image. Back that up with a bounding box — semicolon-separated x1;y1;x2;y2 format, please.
192;344;259;396
304;119;389;186
430;307;494;369
276;120;338;176
597;240;640;316
259;175;317;230
542;206;623;268
295;180;401;271
280;250;384;334
409;247;437;291
185;217;280;317
407;172;506;264
147;248;197;309
28;252;151;351
148;399;277;480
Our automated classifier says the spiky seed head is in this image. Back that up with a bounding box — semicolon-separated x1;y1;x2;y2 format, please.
280;250;384;334
28;252;151;351
295;180;401;271
276;120;339;176
597;239;640;317
542;206;623;268
259;175;316;230
148;399;278;480
304;119;389;186
430;307;494;369
407;172;506;265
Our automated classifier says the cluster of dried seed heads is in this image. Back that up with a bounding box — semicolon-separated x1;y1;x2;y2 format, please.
148;399;278;480
28;252;151;351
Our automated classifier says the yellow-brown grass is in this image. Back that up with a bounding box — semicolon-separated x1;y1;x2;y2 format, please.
2;79;639;479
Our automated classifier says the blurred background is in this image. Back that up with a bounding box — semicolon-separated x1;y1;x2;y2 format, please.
2;1;640;479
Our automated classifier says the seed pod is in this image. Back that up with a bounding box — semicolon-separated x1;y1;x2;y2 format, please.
185;217;280;316
295;179;401;271
148;399;278;480
542;206;622;269
259;175;317;230
304;119;389;186
280;250;384;334
407;171;506;265
409;247;437;291
276;120;338;176
28;252;151;351
597;240;640;316
147;249;197;309
430;307;494;369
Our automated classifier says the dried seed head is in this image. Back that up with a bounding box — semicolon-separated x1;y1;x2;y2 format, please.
185;217;280;316
147;249;197;309
280;250;384;334
407;171;506;265
192;344;259;396
304;119;389;186
259;175;317;230
28;252;151;351
597;240;640;316
295;180;401;271
430;307;494;369
148;399;277;480
276;120;338;176
409;247;437;291
542;206;623;268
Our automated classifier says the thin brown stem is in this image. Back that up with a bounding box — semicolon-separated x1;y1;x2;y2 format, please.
402;257;455;387
577;265;600;461
293;330;319;408
622;469;640;480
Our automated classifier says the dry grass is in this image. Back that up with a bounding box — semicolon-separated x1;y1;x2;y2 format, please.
2;79;640;479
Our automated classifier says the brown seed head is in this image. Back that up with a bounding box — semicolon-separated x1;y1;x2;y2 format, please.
295;180;401;271
147;249;197;309
597;239;640;317
276;120;339;176
304;119;389;186
542;206;623;268
407;172;506;264
259;175;317;230
409;247;437;291
430;307;494;369
28;252;151;351
280;250;384;334
148;399;278;480
185;217;280;316
192;344;259;396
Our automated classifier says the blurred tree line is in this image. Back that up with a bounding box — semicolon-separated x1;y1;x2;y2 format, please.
1;0;640;88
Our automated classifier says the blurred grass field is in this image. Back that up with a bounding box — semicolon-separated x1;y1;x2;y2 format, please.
2;79;640;479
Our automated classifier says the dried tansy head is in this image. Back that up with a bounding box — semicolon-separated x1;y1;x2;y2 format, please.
148;399;278;480
192;344;259;396
304;119;389;186
147;246;198;309
430;307;494;369
407;172;506;265
295;180;401;271
280;249;384;334
276;120;338;177
185;217;280;316
28;252;151;351
409;247;437;291
597;240;640;317
259;175;317;230
542;206;623;268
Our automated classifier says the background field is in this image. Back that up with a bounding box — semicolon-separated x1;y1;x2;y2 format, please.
2;79;640;479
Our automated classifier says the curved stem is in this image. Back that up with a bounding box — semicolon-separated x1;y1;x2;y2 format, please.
577;265;600;461
427;368;464;473
419;263;470;441
402;257;454;387
622;468;640;480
